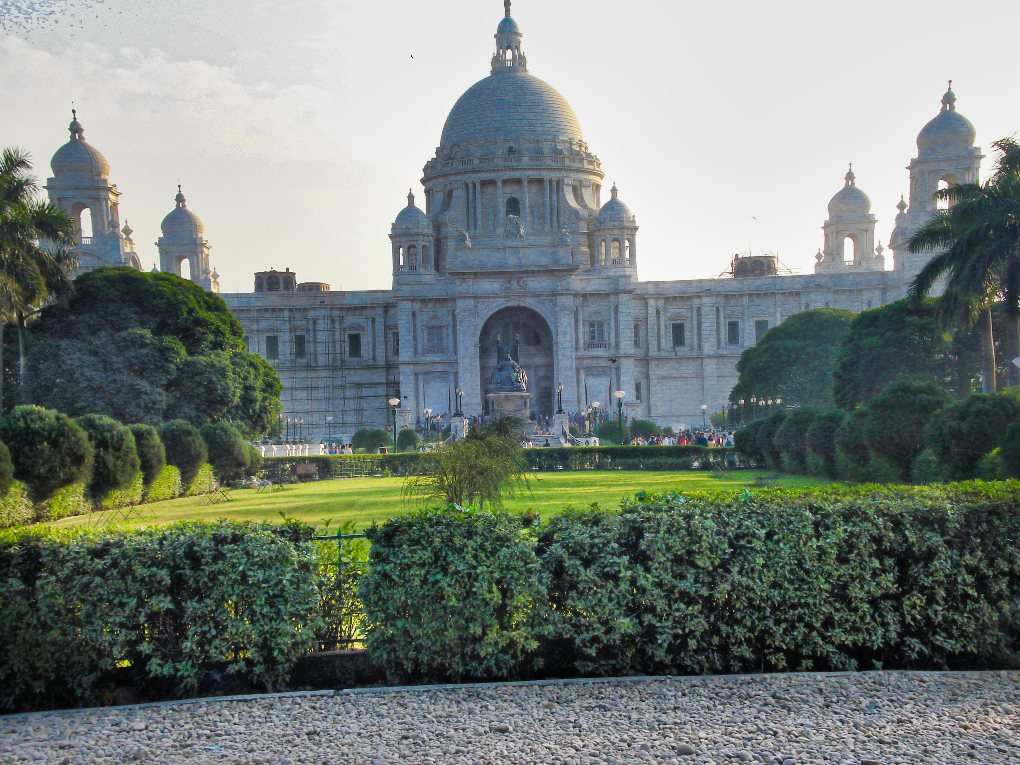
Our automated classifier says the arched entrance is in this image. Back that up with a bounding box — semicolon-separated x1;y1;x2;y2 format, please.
479;306;554;419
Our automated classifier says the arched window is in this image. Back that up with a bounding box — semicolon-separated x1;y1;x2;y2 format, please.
398;246;405;268
407;245;418;271
255;277;265;292
179;258;192;281
611;240;622;265
599;240;607;266
843;236;856;265
625;239;633;265
79;207;93;240
421;245;430;270
505;197;521;218
506;146;516;156
936;178;953;211
267;275;281;290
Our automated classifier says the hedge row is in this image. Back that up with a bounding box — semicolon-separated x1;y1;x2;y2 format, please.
264;445;746;481
734;387;1020;483
0;521;320;711
361;482;1020;683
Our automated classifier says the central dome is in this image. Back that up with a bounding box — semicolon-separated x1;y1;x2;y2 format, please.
440;70;583;148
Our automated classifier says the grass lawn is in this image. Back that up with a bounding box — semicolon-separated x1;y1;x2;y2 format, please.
48;470;832;532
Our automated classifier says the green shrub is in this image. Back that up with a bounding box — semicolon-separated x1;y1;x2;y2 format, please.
976;449;1003;481
37;482;91;521
352;429;390;453
0;482;33;529
923;393;1020;479
805;411;845;478
733;419;768;463
1001;421;1020;478
775;408;819;474
360;507;547;683
835;408;872;479
628;419;661;439
0;521;321;712
75;415;140;499
595;419;629;445
395;428;420;452
0;405;93;501
314;521;369;651
910;449;944;484
145;465;183;503
185;464;217;496
0;441;12;494
200;422;255;482
757;411;788;470
99;472;145;510
159;420;207;485
129;424;166;486
865;380;953;481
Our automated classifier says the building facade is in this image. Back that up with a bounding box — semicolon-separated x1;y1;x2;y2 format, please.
46;4;982;439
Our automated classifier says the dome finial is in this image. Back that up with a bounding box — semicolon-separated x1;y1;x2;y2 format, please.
175;184;187;208
611;183;618;200
504;0;512;17
845;163;856;186
942;80;957;111
407;189;415;207
68;107;84;140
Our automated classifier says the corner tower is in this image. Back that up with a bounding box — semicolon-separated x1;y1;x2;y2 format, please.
46;110;140;271
157;186;219;292
815;166;883;272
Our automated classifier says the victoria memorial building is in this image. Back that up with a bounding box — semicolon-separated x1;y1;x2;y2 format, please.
43;3;983;439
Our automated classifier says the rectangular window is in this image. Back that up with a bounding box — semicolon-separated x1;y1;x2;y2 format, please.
392;331;400;357
671;322;685;348
585;320;607;348
265;335;279;360
633;322;641;349
426;326;446;354
635;380;643;403
348;333;362;358
727;320;741;346
754;319;769;342
294;334;306;359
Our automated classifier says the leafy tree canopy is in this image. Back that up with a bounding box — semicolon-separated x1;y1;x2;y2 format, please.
923;391;1020;479
864;380;954;481
0;405;93;501
75;414;139;498
730;309;855;410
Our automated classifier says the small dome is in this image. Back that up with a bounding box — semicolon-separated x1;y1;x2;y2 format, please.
917;83;976;156
596;185;637;228
392;190;432;235
827;166;872;218
497;16;521;36
160;186;205;238
50;111;110;178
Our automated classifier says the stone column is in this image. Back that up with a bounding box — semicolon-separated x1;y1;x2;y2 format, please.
496;179;504;231
521;177;530;231
543;178;551;230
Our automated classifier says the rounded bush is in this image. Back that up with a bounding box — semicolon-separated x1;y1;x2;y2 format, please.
75;415;140;498
835;408;872;479
0;441;13;494
910;448;944;484
396;428;420;452
352;429;390;453
628;419;661;439
805;411;845;478
129;424;166;487
922;393;1020;479
756;411;788;471
595;420;630;445
0;406;93;501
1001;421;1020;479
158;420;208;485
774;408;819;474
200;422;255;482
733;419;768;462
865;381;953;481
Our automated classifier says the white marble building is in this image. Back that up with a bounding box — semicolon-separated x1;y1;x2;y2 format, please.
45;4;981;437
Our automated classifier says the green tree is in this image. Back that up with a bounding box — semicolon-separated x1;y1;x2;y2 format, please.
730;309;855;410
158;420;207;485
0;148;77;408
596;419;630;445
864;380;954;481
628;419;661;439
0;405;93;501
0;440;12;494
352;429;390;453
200;422;258;482
834;408;873;479
1000;421;1020;479
396;428;421;452
24;268;281;435
129;424;166;486
774;408;819;474
804;410;845;478
832;298;971;410
909;138;1020;388
922;392;1020;479
75;414;140;499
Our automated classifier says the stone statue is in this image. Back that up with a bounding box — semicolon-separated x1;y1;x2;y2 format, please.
489;333;528;392
558;225;572;245
505;214;526;238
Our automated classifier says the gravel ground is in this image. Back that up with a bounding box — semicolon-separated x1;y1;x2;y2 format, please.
2;671;1019;764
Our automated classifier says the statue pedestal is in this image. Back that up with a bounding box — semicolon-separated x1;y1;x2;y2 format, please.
552;413;570;445
450;416;469;441
486;392;532;421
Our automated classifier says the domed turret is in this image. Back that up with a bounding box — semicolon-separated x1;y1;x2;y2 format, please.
827;165;872;218
596;184;637;229
50;110;111;178
391;190;432;235
160;185;205;239
917;82;976;156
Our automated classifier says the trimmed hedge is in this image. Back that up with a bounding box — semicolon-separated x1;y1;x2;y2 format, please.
145;464;184;503
360;482;1020;683
0;482;33;530
0;521;321;712
37;481;91;521
0;405;93;502
130;424;166;487
76;414;140;499
99;472;145;510
185;463;217;496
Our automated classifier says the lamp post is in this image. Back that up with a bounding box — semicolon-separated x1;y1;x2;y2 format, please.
738;399;745;426
700;403;708;430
614;390;626;444
588;401;601;434
454;388;463;417
388;397;401;451
556;382;564;415
750;397;757;421
423;408;433;439
296;418;304;442
325;416;333;443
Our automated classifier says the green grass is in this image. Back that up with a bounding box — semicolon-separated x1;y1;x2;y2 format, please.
48;470;831;532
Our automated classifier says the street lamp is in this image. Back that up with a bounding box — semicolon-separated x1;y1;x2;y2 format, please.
614;390;626;444
750;396;757;421
454;387;464;417
388;397;401;451
423;408;433;438
589;401;601;434
556;382;564;415
700;403;708;430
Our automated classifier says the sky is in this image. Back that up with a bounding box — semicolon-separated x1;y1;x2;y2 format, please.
1;0;1018;293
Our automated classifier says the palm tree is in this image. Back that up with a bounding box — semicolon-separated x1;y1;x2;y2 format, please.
908;137;1020;390
0;148;78;410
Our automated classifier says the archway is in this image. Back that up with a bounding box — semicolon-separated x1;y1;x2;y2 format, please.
478;306;555;419
179;257;192;281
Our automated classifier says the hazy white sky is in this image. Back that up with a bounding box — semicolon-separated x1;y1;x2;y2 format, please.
2;0;1017;292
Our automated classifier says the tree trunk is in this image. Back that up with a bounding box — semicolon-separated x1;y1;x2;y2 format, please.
981;307;998;393
1008;310;1020;388
16;312;27;389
